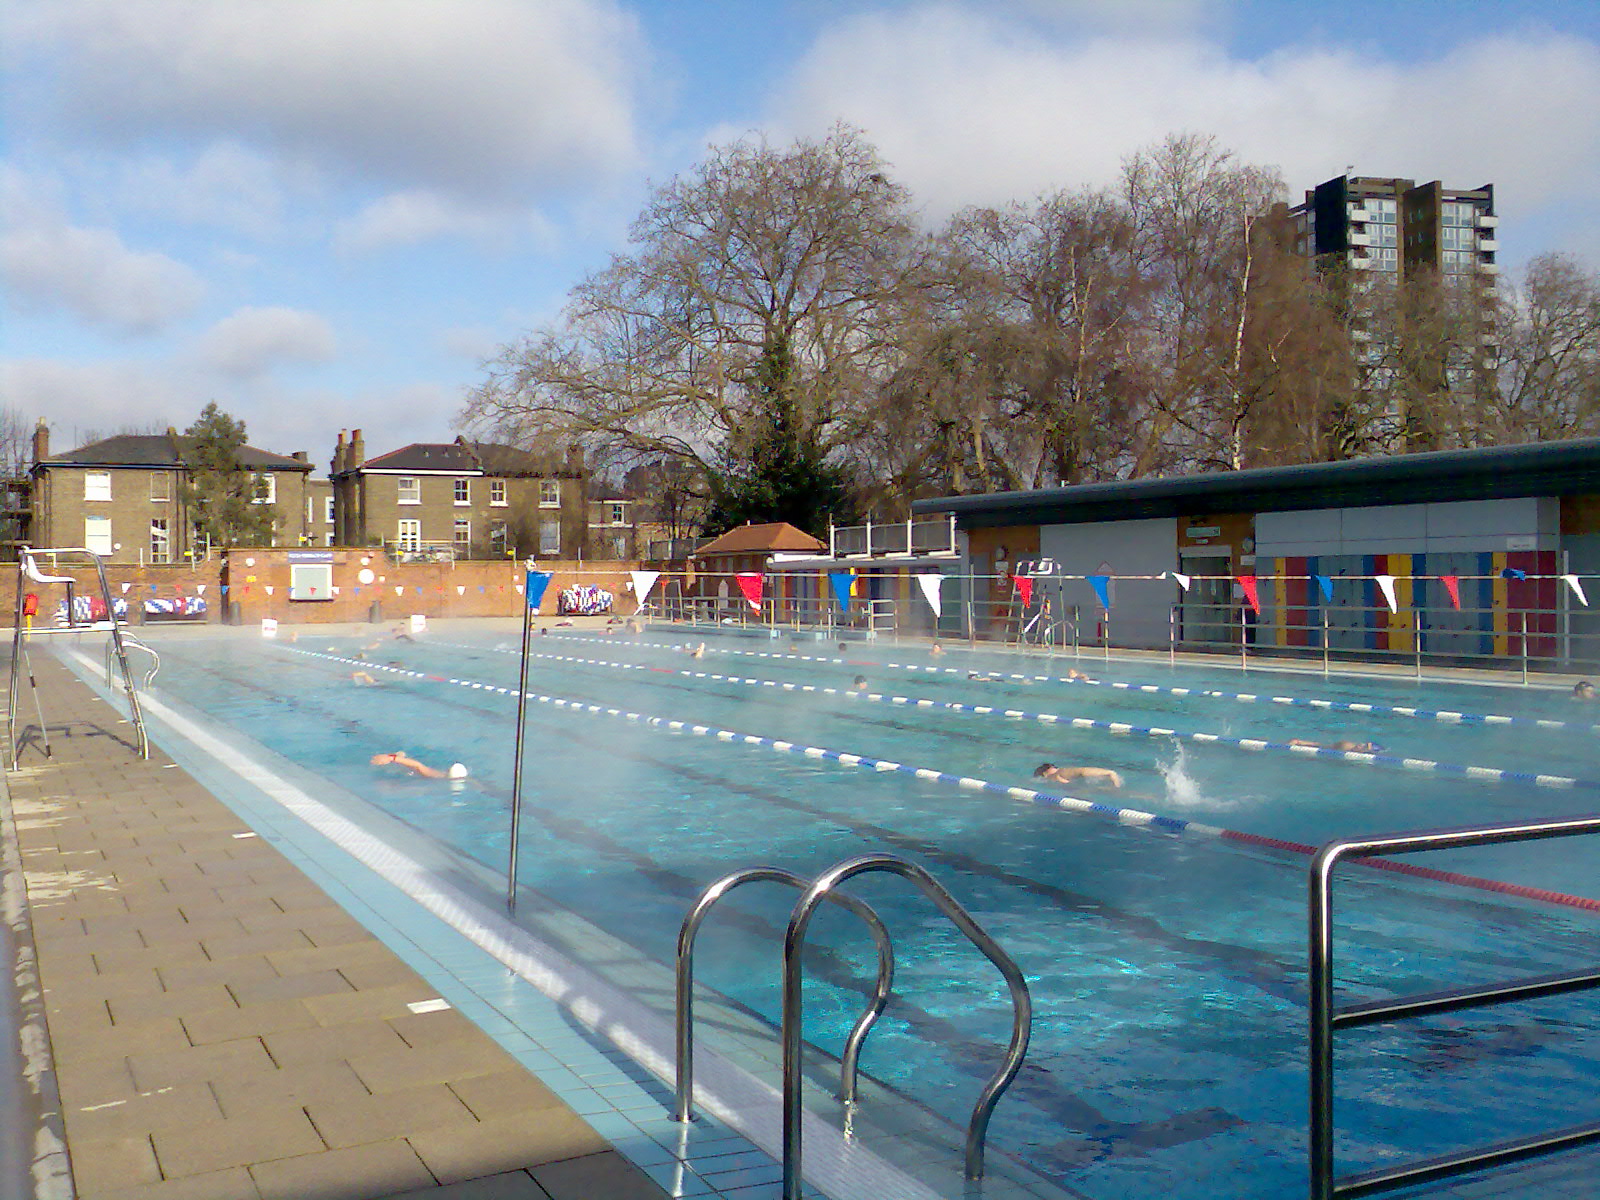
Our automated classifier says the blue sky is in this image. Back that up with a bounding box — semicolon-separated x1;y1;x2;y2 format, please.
4;0;1598;469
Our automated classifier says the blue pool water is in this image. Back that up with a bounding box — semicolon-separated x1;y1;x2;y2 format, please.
112;626;1600;1199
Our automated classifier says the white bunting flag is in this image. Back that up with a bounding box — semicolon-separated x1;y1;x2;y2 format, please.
1562;574;1590;607
394;586;404;596
1373;574;1398;613
120;583;131;594
196;584;206;594
915;573;944;618
456;585;465;596
1168;571;1192;592
332;587;340;596
630;570;660;601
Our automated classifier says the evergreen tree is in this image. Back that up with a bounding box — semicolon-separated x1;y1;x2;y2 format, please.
178;402;276;548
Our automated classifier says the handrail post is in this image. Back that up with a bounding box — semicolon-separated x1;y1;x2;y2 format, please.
1308;844;1342;1200
507;570;535;916
1521;611;1529;686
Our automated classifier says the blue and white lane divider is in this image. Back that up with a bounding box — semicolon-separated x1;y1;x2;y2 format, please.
545;632;1600;736
278;644;1600;914
426;640;1594;794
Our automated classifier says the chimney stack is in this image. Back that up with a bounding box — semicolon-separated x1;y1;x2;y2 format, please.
291;451;308;463
31;418;48;465
350;429;365;468
332;429;347;474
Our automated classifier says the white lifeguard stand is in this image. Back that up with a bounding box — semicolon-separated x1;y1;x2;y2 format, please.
7;546;148;767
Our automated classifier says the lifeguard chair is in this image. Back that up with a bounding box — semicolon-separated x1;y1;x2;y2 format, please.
7;546;148;767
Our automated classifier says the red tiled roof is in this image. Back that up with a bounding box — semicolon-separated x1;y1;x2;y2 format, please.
690;522;823;557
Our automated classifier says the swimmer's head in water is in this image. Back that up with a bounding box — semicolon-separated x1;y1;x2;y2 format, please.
1033;763;1054;777
1575;681;1596;699
448;763;469;780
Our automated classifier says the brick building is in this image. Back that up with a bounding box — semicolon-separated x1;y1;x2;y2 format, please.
328;431;590;561
29;421;315;564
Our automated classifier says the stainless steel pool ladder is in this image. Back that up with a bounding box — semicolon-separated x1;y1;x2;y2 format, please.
105;633;161;690
1309;815;1600;1199
7;546;149;768
675;853;1032;1200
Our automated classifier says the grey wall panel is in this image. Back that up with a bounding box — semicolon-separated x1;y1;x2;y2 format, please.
1040;518;1177;647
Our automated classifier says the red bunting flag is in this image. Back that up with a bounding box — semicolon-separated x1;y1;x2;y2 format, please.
1440;575;1461;610
1015;576;1034;607
734;572;764;612
1237;574;1261;616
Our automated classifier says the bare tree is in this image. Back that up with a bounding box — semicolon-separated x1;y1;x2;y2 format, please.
1482;253;1600;444
464;125;930;494
0;408;32;477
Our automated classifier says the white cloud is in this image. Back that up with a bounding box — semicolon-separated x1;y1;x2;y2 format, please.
334;191;513;254
115;143;295;237
193;307;337;377
766;7;1600;257
22;0;647;199
0;359;183;442
0;218;206;334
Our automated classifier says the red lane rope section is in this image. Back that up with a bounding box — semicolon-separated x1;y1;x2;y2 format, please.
1220;829;1600;912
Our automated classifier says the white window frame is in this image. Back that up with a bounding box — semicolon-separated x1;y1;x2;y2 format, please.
490;479;507;506
252;473;276;504
324;531;336;546
397;519;421;552
85;514;113;555
608;501;627;525
453;517;470;548
539;480;560;508
454;478;470;506
85;471;112;502
324;495;335;524
539;516;560;555
490;519;509;557
398;477;420;505
150;472;170;502
150;518;170;564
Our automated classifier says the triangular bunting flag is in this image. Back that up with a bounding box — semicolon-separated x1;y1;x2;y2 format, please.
1440;575;1461;610
1087;574;1112;612
829;571;854;613
630;570;659;602
1373;574;1398;613
1562;574;1590;607
916;573;943;618
478;586;486;594
148;583;157;591
332;587;341;596
1167;571;1191;592
734;572;764;612
1313;574;1334;603
1237;574;1261;616
457;586;465;596
196;584;206;595
524;570;553;610
1014;576;1034;608
1500;567;1527;581
221;585;230;596
120;583;131;594
395;586;404;596
264;586;274;596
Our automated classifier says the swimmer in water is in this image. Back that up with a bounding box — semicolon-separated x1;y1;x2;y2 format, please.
352;671;380;686
689;642;706;659
1033;763;1123;788
1288;738;1382;753
1573;680;1596;701
1065;668;1094;682
929;641;945;657
850;675;868;691
370;751;467;780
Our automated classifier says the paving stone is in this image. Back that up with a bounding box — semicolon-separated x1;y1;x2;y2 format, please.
200;927;316;962
408;1110;611;1185
304;1081;479;1149
159;954;281;992
388;1007;484;1049
531;1151;669;1200
52;1055;138;1107
152;1105;327;1179
68;1132;163;1194
109;982;236;1025
127;1036;278;1092
267;938;393;978
81;1165;263;1200
183;997;320;1046
135;913;250;946
262;1018;410;1069
350;1036;518;1095
335;956;427;992
381;1170;550;1200
209;1060;373;1120
229;967;352;1006
49;1013;190;1062
64;1080;224;1141
251;1138;436;1200
302;981;443;1025
447;1069;565;1122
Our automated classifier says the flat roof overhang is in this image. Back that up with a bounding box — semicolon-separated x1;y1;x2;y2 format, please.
912;438;1600;529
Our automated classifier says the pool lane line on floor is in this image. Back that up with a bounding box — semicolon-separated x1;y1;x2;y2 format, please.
64;646;965;1200
280;644;1600;916
424;639;1594;795
547;631;1600;736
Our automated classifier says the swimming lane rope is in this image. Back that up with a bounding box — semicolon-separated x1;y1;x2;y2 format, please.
427;639;1596;795
276;642;1600;915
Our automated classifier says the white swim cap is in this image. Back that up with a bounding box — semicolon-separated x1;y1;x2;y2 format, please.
448;763;469;780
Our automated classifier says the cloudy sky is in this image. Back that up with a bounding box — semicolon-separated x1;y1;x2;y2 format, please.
5;0;1598;468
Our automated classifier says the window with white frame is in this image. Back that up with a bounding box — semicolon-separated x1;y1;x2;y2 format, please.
85;515;113;555
150;471;170;502
398;477;420;504
85;471;112;501
252;474;275;504
397;519;421;551
325;531;336;546
607;501;627;525
324;495;335;524
454;478;470;505
539;517;560;554
150;519;171;564
490;520;509;557
453;517;470;548
539;480;560;507
490;479;507;506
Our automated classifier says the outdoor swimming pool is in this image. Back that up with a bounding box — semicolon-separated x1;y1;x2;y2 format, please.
71;624;1600;1199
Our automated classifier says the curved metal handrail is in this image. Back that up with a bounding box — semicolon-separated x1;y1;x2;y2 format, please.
676;866;894;1123
781;853;1032;1199
106;634;161;689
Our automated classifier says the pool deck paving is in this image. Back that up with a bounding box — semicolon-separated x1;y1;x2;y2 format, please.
4;649;668;1200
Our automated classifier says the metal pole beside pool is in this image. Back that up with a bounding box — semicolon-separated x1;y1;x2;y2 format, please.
508;567;548;916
